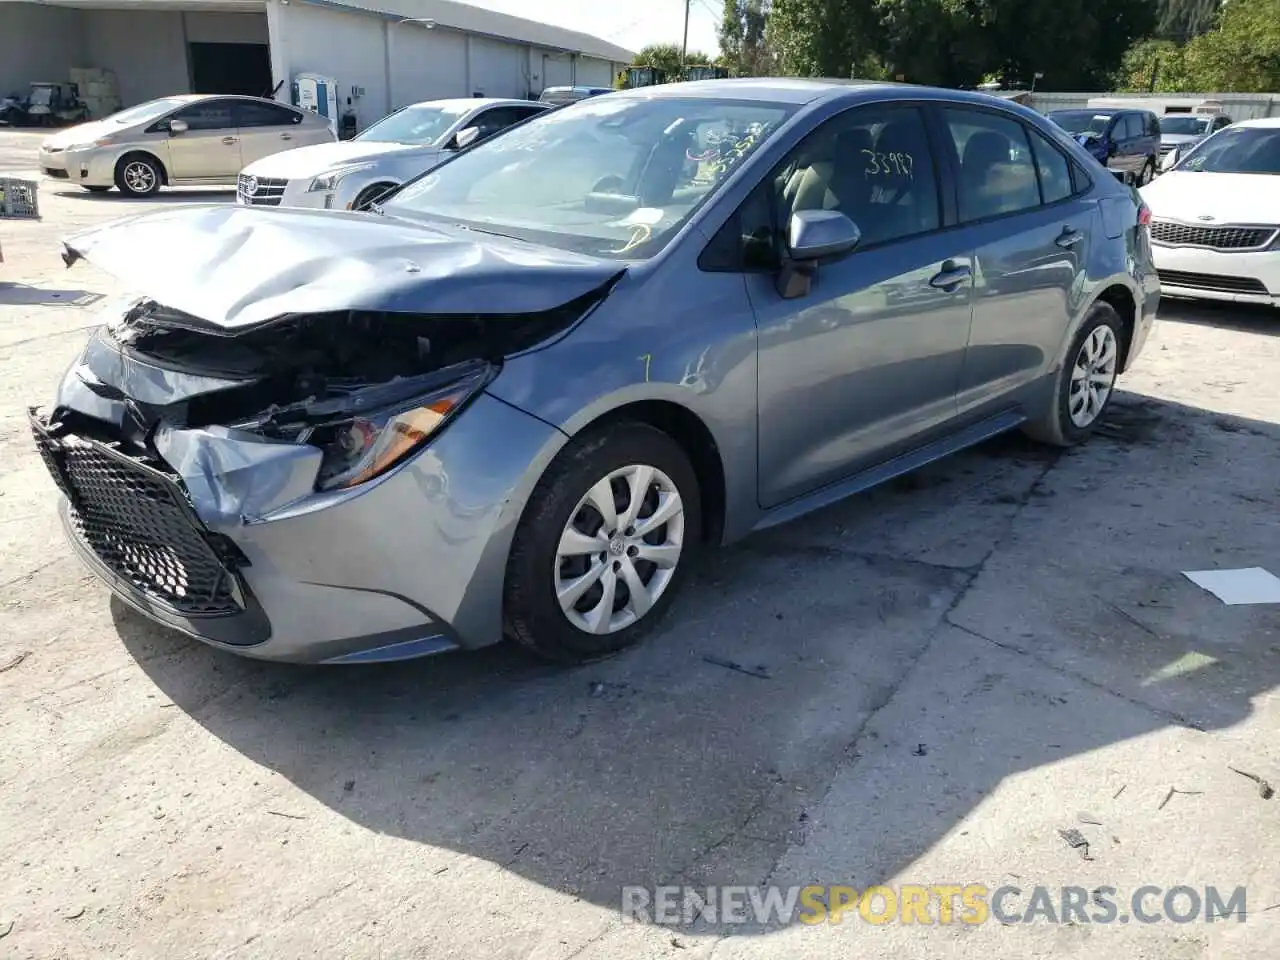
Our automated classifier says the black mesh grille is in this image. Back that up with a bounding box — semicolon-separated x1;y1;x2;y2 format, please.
1157;270;1269;294
30;416;242;617
1150;221;1275;250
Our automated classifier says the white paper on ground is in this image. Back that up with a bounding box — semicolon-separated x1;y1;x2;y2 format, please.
1182;567;1280;605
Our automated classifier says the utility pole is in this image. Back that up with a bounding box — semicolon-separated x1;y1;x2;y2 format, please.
680;0;690;76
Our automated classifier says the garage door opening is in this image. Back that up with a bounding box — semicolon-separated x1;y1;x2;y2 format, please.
189;42;273;98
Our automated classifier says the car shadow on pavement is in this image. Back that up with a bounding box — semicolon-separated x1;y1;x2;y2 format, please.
115;390;1280;934
51;188;234;204
0;282;103;306
1158;298;1279;336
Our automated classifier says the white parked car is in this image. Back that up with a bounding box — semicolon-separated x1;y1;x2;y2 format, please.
236;97;549;211
1140;118;1280;307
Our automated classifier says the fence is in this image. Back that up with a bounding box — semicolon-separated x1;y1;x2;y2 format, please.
1027;91;1280;120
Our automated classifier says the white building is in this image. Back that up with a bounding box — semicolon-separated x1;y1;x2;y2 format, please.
0;0;634;128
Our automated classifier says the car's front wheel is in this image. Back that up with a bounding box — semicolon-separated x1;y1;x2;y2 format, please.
504;422;701;663
1024;301;1124;447
114;154;162;197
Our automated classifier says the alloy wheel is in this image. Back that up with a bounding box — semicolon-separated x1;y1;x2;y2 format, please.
123;161;156;193
554;464;685;635
1068;324;1118;428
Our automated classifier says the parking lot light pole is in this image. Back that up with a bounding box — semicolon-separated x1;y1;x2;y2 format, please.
389;17;436;112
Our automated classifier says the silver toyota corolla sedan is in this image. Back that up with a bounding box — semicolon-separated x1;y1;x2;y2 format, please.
31;79;1159;665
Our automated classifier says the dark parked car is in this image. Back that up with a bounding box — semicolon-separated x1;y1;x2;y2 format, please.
1047;108;1161;185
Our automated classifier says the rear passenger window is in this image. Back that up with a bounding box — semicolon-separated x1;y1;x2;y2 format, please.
1146;114;1160;137
1026;125;1073;204
777;104;941;247
1123;115;1141;139
944;107;1040;222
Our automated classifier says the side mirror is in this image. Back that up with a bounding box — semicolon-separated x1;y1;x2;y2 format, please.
788;209;861;261
168;118;188;135
776;210;861;300
452;126;480;150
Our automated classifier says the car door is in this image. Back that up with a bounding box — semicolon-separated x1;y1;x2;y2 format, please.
741;102;974;508
164;99;240;180
939;105;1093;415
1116;114;1143;173
233;100;309;167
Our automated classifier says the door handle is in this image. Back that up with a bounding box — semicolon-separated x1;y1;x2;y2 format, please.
222;136;238;145
1056;227;1083;248
929;262;971;292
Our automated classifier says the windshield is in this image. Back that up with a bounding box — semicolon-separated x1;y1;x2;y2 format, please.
1161;116;1212;136
384;95;795;259
1178;126;1280;175
356;104;470;144
109;97;191;125
1048;110;1113;136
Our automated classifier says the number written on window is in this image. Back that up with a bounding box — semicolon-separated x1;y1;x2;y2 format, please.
863;149;914;178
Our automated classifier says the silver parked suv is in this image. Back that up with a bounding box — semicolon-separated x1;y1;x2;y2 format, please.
32;80;1158;665
39;94;334;196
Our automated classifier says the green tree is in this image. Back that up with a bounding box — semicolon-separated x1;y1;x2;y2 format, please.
769;0;1152;89
767;0;882;77
1117;0;1280;93
1155;0;1222;42
632;43;715;79
719;0;776;76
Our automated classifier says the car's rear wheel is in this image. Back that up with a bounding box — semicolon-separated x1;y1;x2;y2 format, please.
114;154;162;197
504;422;701;663
1137;159;1155;185
1024;301;1124;447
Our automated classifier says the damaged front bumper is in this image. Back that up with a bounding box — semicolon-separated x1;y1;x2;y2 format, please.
30;204;625;663
31;388;564;664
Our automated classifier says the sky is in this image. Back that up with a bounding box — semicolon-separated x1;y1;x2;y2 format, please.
464;0;723;58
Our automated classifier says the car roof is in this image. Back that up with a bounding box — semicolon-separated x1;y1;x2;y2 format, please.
1235;117;1280;129
611;76;1063;110
405;97;541;111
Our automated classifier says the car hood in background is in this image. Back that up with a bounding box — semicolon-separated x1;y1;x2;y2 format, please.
1139;171;1280;224
240;140;440;178
1160;133;1206;147
62;205;624;331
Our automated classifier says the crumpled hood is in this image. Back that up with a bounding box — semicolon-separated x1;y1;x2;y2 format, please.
1140;171;1280;225
1160;133;1205;147
241;139;436;178
62;204;624;331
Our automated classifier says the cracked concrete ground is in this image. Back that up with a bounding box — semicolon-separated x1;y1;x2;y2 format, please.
2;129;1278;959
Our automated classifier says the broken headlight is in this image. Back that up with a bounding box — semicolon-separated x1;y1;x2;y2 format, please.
310;365;489;490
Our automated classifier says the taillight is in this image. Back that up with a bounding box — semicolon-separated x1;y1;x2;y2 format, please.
1137;204;1152;226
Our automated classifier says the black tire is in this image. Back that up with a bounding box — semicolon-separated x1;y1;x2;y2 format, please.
80;185;111;193
1137;159;1155;186
353;182;396;210
504;421;702;664
1023;301;1125;447
114;154;162;197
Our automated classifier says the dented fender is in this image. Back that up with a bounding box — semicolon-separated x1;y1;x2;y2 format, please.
153;424;324;530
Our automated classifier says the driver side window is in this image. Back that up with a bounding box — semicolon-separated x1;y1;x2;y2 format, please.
700;104;941;272
172;100;234;131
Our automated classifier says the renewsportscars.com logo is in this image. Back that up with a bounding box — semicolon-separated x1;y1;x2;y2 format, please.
621;884;1248;926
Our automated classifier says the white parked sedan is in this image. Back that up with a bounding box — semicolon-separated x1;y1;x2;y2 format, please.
1140;118;1280;306
235;97;549;211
